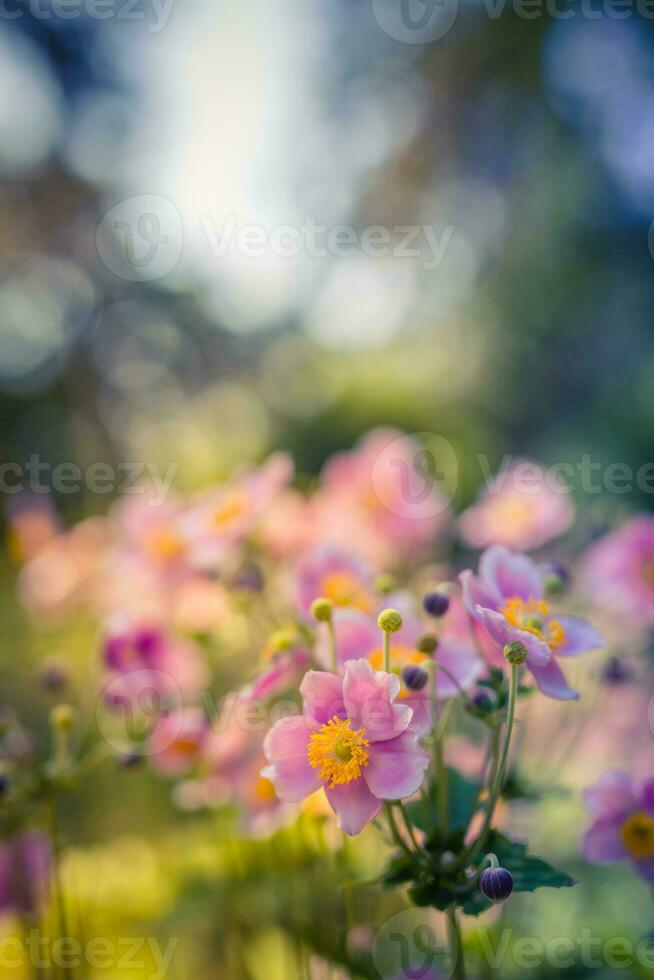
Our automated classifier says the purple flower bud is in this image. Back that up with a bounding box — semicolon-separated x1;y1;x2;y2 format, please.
423;591;450;618
233;563;264;592
402;665;429;691
0;774;10;797
602;656;634;686
480;867;514;903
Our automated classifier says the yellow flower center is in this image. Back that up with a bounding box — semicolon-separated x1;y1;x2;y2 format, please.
621;811;654;860
307;716;369;788
171;735;201;756
146;528;185;562
488;496;534;529
501;596;566;649
212;490;249;530
321;572;372;612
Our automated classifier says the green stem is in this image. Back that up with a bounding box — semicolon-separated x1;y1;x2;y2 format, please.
431;665;448;834
457;665;519;869
326;619;338;673
446;906;466;980
382;631;391;672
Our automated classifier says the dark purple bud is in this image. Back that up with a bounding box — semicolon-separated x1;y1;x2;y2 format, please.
37;660;69;692
118;752;142;769
402;665;429;691
423;591;450;618
0;773;10;798
472;690;493;711
233;563;264;592
480;867;514;903
602;656;634;686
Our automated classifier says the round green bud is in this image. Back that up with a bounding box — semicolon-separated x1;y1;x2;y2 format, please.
543;573;564;596
377;609;403;633
503;641;528;666
269;629;294;652
374;573;396;595
50;704;75;732
416;634;439;654
310;598;333;623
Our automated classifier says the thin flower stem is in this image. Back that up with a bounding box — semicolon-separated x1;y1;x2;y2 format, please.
446;906;466;980
399;801;421;851
382;631;391;672
326;619;337;672
430;665;448;834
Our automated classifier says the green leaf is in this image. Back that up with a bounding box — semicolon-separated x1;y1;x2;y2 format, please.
406;768;481;836
487;831;576;893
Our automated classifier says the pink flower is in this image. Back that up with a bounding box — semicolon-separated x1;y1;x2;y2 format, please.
294;547;374;619
315;597;482;736
0;832;51;918
149;708;208;778
581;516;654;630
460;461;574;551
314;429;451;566
461;546;603;700
262;659;430;835
582;770;654;882
181;453;294;571
246;648;311;703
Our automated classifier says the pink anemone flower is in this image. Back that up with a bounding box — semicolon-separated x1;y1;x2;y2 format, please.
294;547;374;619
461;546;603;701
581;515;654;630
262;659;430;835
460;460;574;551
582;770;654;882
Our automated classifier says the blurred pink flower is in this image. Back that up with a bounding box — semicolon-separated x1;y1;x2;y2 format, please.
582;770;654;882
0;831;51;918
460;461;574;551
581;516;654;630
149;707;208;778
313;429;451;566
294;547;374;618
263;659;430;835
461;546;603;700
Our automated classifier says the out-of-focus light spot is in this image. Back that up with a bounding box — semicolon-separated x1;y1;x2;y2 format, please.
0;28;61;175
0;257;94;393
306;257;415;350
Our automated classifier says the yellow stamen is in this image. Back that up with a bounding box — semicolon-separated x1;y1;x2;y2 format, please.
501;596;566;649
146;528;185;562
212;490;249;530
321;572;372;612
621;811;654;860
253;775;278;803
307;716;369;788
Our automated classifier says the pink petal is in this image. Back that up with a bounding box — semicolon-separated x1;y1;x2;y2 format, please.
300;670;345;727
262;715;320;802
363;731;430;800
555;617;604;657
322;611;378;670
342;658;411;743
436;639;483;697
582;818;628;863
583;771;636;819
529;657;579;701
324;778;382;835
459;570;501;615
479;546;543;601
401;691;433;737
476;609;551;666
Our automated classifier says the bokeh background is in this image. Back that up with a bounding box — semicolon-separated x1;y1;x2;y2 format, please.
1;2;654;977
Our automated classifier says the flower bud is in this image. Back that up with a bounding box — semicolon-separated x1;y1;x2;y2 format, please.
377;609;403;633
503;641;528;666
543;562;570;596
0;773;10;799
50;704;75;732
269;629;294;653
401;665;429;691
479;866;514;903
416;634;439;654
38;659;69;693
602;656;634;685
423;591;450;618
310;598;333;622
374;573;395;595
